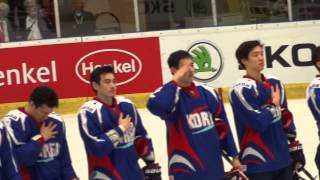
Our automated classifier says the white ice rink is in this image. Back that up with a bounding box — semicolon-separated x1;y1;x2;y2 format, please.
64;99;318;180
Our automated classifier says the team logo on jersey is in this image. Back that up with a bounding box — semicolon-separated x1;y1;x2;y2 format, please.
121;127;135;144
75;49;142;86
38;142;60;162
186;110;214;134
187;41;223;82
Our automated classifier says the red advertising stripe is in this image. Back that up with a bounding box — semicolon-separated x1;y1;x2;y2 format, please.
0;37;162;103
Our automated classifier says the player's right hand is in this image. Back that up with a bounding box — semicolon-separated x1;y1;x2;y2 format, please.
172;64;194;87
289;140;305;171
143;163;162;180
118;113;132;132
40;121;58;141
231;156;245;171
272;84;281;106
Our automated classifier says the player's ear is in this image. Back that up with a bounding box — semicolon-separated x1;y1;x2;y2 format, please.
316;61;320;70
170;67;177;75
241;58;248;67
29;101;36;108
92;82;99;92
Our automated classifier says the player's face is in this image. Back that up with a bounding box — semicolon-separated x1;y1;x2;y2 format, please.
26;6;38;18
32;104;53;122
177;58;195;83
94;73;117;98
0;9;6;19
243;46;264;72
72;0;84;11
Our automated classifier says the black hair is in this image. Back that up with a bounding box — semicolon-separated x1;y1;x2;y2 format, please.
312;46;320;72
29;86;58;108
89;65;114;93
235;40;263;69
90;65;114;84
167;50;193;69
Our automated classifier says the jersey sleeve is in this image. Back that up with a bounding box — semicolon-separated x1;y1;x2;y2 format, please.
229;83;280;133
132;105;156;164
77;106;124;157
147;81;180;120
59;121;78;180
0;127;22;180
276;80;297;141
3;116;43;166
203;87;238;157
308;87;320;129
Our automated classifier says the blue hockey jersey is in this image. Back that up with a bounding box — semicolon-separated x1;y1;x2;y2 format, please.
229;74;294;173
307;75;320;128
147;81;238;180
78;96;154;180
0;123;21;180
2;108;78;180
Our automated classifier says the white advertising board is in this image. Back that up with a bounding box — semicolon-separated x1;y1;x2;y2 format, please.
159;21;320;87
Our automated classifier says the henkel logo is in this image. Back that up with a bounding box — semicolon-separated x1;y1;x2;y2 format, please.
187;41;223;83
75;49;142;85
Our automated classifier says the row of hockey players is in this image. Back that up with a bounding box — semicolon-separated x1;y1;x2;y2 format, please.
1;40;320;180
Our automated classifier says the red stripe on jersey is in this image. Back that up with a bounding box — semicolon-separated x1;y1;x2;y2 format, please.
240;128;275;160
88;155;122;180
20;166;32;180
167;118;204;170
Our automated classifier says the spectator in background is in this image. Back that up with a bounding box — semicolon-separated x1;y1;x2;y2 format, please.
39;0;55;31
8;0;26;31
23;0;54;40
61;0;96;37
0;2;15;42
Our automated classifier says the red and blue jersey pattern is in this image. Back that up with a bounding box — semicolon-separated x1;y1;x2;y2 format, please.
229;74;293;173
307;75;320;129
147;81;238;180
0;123;21;180
2;109;78;180
78;96;152;180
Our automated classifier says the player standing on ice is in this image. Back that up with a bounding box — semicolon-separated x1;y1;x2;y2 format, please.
0;122;21;180
229;40;305;179
77;65;161;180
307;46;320;178
2;86;79;180
147;50;242;180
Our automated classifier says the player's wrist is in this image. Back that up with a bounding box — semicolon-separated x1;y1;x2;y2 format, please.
266;104;281;118
118;124;126;133
32;134;45;145
232;155;239;160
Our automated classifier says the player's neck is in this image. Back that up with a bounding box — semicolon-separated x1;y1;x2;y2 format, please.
246;69;262;81
97;95;113;106
24;105;41;122
179;81;192;88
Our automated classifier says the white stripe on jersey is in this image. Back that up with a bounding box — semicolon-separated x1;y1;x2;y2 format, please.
3;117;26;145
241;147;266;162
169;154;196;172
79;110;105;142
6;132;19;172
307;78;320;115
171;87;181;113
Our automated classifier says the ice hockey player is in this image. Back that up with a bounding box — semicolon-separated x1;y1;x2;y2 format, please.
3;86;78;180
78;65;161;180
147;50;242;180
229;40;305;180
307;46;320;178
